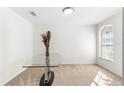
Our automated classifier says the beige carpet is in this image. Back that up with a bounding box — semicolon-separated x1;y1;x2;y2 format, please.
6;64;122;86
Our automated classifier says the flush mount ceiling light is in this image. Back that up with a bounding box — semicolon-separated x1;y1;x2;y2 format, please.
63;7;74;15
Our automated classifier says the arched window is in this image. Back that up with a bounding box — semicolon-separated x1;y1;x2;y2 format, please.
99;25;113;61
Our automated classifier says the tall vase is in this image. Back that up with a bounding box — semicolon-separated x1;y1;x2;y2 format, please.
45;47;50;82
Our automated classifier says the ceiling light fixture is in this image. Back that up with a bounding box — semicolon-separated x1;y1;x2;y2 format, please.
30;11;37;16
63;7;74;15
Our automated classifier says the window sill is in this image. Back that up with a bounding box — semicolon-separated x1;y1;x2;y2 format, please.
98;57;114;62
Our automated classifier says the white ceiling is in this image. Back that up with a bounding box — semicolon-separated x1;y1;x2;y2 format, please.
11;7;122;25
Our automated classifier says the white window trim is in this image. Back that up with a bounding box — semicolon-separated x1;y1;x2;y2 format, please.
98;57;113;62
98;25;114;62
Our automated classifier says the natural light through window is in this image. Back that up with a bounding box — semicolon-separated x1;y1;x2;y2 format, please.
90;71;113;86
99;25;113;61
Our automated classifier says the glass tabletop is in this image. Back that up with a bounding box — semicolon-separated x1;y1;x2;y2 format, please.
23;53;61;68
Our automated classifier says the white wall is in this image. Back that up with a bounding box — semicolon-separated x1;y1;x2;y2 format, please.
0;8;33;85
96;14;122;77
33;25;96;64
122;8;124;85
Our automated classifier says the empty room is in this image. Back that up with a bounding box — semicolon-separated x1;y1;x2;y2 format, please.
0;7;123;86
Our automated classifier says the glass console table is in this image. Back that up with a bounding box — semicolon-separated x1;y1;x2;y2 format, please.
23;53;61;86
23;53;61;67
